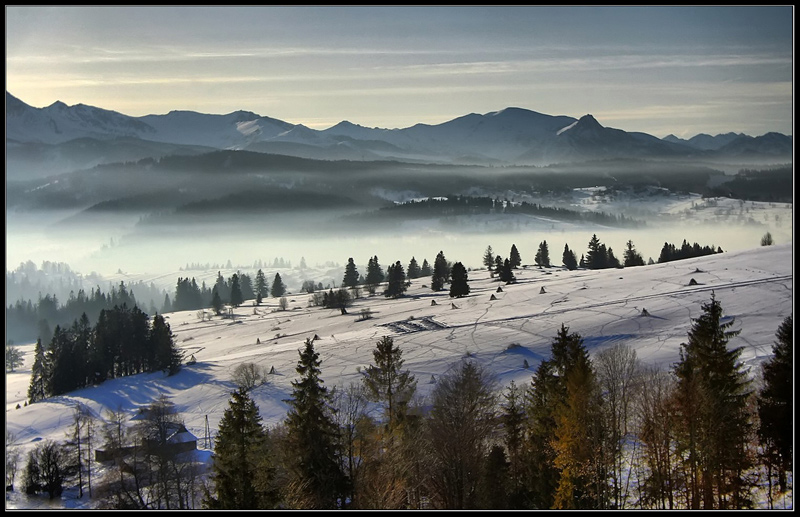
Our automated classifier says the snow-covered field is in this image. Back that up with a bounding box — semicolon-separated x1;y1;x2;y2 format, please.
5;243;793;509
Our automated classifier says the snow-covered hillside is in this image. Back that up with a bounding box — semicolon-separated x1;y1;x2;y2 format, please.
5;244;793;508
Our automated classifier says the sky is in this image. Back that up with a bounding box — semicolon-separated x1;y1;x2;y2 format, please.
5;6;795;138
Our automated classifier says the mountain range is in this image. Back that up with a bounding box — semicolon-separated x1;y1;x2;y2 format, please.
6;91;792;179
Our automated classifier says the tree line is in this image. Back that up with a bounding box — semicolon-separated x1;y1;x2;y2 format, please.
27;304;182;402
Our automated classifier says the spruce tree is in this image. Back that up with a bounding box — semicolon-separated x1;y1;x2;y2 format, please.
27;338;48;403
672;292;753;509
483;245;495;271
204;388;277;509
431;251;449;291
150;314;181;376
255;269;267;304
758;315;793;494
384;261;407;299
499;258;515;284
270;273;286;298
586;234;602;269
407;257;421;280
420;259;432;278
284;339;345;509
449;262;470;298
342;258;359;289
623;240;645;267
535;241;551;267
562;244;578;271
229;274;244;308
366;255;385;290
510;244;522;269
212;288;224;315
362;336;417;427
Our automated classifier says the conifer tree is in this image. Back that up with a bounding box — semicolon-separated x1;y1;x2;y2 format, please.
284;339;345;509
255;269;267;304
483;246;495;271
431;251;450;291
510;244;522;269
384;261;407;299
212;288;224;315
407;257;421;280
362;336;417;427
535;241;550;267
270;273;286;298
342;258;359;289
204;387;277;509
623;240;645;267
238;272;254;302
214;272;230;303
672;292;753;509
449;262;470;298
420;259;432;278
27;338;48;403
562;244;578;271
150;314;181;376
499;258;515;284
229;274;244;308
366;255;385;291
586;234;603;269
758;315;793;495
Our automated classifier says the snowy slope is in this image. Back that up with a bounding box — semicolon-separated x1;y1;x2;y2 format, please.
6;243;793;511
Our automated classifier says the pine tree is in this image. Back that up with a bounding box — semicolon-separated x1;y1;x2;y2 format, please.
606;247;620;269
758;316;793;494
212;288;224;315
238;272;255;301
483;245;495;271
255;269;267;304
407;257;421;280
562;244;578;271
362;336;417;427
27;338;48;403
672;292;753;509
431;251;450;291
284;339;345;509
384;261;407;299
623;240;645;267
449;262;470;298
270;273;286;298
204;388;277;509
510;244;522;269
420;259;432;277
366;256;385;290
586;234;602;269
214;272;230;303
342;258;359;289
535;241;551;267
229;274;244;308
499;258;515;284
150;314;181;376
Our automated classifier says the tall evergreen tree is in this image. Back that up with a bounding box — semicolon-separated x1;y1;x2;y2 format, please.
420;259;432;278
562;244;578;271
214;272;230;304
342;258;360;288
672;292;753;509
365;256;385;290
499;258;515;284
238;273;255;302
586;234;603;270
150;314;181;376
229;274;244;308
483;246;495;272
284;339;346;509
270;273;286;298
535;241;551;267
510;244;522;269
255;269;267;305
449;262;470;298
204;388;277;509
623;240;645;267
407;257;421;280
211;288;224;315
384;261;407;299
431;251;450;291
362;336;417;428
27;338;48;403
757;315;793;494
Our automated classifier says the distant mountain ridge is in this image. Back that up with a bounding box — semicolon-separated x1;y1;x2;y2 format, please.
6;91;793;177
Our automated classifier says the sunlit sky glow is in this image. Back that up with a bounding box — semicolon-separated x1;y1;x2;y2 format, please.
5;6;794;138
